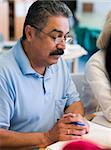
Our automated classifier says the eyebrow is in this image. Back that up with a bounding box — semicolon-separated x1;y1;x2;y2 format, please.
49;29;69;35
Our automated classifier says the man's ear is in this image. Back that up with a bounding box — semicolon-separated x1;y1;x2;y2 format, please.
25;25;33;41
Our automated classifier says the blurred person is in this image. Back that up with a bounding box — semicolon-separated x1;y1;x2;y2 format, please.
85;10;111;122
61;0;79;72
61;0;79;28
62;140;111;150
0;0;88;149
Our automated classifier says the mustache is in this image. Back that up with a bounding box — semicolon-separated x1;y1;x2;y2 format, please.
49;48;64;56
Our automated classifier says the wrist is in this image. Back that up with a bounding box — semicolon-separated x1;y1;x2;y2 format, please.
42;131;54;147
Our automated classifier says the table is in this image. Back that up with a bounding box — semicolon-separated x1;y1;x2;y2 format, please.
92;111;111;128
41;121;111;150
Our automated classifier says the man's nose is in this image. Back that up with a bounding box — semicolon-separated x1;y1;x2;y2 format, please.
56;40;66;50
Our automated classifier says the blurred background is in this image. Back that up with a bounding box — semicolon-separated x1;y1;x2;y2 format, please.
0;0;111;73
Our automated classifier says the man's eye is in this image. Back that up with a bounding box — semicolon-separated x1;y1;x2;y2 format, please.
50;34;62;39
51;36;57;40
50;35;59;40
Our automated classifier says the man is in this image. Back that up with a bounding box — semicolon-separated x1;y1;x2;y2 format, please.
0;1;88;149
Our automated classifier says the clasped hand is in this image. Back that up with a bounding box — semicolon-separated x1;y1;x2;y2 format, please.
46;113;89;143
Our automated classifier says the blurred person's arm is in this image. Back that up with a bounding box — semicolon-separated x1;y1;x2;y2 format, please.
85;51;111;122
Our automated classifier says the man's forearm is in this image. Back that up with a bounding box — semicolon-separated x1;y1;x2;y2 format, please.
0;128;52;149
65;100;84;116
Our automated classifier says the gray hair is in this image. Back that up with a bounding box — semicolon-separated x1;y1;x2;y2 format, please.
22;0;72;40
96;10;111;50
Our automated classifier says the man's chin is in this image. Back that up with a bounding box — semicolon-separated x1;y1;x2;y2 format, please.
48;55;61;65
50;55;61;59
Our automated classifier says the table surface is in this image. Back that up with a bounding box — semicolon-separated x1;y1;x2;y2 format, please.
42;121;111;150
63;44;87;60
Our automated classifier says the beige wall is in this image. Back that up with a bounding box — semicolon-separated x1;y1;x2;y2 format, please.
15;16;25;40
14;0;34;39
0;0;37;40
0;1;9;40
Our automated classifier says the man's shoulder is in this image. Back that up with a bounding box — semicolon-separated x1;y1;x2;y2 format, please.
0;50;16;75
0;40;20;70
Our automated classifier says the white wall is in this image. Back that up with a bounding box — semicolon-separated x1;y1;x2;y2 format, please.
76;0;111;29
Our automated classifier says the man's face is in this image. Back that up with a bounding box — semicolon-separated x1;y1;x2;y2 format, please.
27;16;69;67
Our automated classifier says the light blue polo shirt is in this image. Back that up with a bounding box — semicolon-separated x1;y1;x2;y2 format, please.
0;39;80;132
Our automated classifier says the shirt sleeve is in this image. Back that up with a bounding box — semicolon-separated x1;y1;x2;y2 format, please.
85;54;111;121
0;75;14;129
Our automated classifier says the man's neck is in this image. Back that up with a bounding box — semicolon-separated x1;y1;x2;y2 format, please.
22;40;46;75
